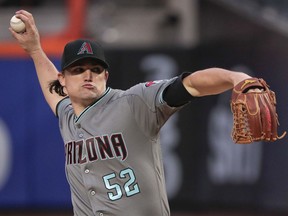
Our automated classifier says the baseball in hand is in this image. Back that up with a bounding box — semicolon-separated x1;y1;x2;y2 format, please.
10;15;26;33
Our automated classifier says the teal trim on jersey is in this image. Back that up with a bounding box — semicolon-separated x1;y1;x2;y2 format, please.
159;90;165;104
74;87;111;123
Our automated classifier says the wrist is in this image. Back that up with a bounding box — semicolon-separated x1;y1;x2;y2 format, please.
29;47;44;59
233;73;252;86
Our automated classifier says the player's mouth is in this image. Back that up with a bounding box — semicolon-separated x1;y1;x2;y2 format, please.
82;83;95;89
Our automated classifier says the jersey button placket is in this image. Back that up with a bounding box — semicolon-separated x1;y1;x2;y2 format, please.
75;123;84;138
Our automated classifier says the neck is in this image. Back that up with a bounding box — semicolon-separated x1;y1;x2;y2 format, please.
72;87;109;117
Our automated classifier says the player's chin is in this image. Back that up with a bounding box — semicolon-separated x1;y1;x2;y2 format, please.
81;91;101;100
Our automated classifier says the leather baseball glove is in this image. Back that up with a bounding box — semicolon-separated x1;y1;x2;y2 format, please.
231;78;286;144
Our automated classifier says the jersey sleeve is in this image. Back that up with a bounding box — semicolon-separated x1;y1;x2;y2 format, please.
163;72;197;107
56;97;72;118
125;77;187;136
55;97;75;138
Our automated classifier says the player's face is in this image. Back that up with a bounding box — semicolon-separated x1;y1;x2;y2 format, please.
59;59;109;107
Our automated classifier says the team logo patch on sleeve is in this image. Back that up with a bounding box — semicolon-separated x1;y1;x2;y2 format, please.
145;80;163;87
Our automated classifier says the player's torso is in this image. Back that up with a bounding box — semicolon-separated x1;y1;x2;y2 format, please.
60;88;170;216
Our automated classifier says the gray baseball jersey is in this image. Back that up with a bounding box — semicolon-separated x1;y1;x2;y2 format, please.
57;77;184;216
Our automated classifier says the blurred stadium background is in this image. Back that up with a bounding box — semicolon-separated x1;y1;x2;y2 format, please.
1;0;288;215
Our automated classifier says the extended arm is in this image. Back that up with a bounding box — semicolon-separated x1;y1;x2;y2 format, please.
9;10;64;115
182;68;251;97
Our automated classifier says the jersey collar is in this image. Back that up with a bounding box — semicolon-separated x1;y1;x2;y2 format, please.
74;87;111;123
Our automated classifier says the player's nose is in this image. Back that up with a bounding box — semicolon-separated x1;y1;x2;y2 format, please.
83;69;93;81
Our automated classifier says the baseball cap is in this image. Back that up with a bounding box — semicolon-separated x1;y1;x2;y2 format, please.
61;39;109;71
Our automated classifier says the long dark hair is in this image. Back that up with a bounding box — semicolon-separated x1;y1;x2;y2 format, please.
49;80;67;96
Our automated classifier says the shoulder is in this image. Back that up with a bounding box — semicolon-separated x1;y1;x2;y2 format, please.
55;97;72;118
126;78;177;96
117;78;178;109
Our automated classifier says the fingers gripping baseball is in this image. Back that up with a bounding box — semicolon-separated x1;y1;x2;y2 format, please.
231;78;286;144
9;10;41;54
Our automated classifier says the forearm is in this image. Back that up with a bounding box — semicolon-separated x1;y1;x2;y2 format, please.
183;68;251;97
30;49;58;90
30;49;58;103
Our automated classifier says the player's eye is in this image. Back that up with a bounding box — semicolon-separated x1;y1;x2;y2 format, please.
69;66;85;74
91;66;104;74
67;65;105;75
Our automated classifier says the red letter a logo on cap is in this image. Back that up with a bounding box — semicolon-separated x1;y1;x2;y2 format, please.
77;42;94;55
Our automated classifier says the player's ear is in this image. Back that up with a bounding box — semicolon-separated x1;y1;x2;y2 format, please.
105;70;109;81
58;73;65;87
